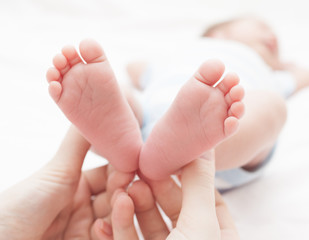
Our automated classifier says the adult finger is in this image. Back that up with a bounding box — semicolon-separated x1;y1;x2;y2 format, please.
141;174;182;228
89;166;135;218
91;219;113;240
47;126;90;179
92;192;112;218
32;126;90;218
215;190;240;239
111;192;139;240
177;150;220;239
106;170;135;193
83;165;109;195
128;180;169;240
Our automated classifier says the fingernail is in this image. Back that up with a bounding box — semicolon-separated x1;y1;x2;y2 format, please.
110;188;125;206
200;150;215;161
97;219;113;236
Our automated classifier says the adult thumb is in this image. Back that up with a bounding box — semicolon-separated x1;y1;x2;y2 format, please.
175;150;220;239
47;126;90;176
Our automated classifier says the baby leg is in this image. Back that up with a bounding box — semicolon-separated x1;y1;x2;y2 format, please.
215;90;287;171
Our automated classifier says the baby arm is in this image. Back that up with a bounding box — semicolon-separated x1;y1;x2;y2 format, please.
283;63;309;93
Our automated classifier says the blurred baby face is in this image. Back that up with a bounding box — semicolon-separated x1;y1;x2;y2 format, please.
219;19;282;69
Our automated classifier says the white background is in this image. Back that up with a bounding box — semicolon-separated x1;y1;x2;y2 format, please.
0;0;309;239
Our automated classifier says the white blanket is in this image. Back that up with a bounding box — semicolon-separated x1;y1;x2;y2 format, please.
0;1;308;239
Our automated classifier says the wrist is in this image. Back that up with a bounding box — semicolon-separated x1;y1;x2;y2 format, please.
0;206;24;239
0;182;44;240
0;197;43;240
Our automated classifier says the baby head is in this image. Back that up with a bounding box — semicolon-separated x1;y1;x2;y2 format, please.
203;17;281;70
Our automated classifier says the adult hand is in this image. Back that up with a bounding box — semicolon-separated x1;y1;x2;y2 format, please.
0;126;134;240
94;151;239;240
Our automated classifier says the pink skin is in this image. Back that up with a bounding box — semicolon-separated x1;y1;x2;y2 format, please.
139;60;245;180
46;40;244;179
46;39;143;173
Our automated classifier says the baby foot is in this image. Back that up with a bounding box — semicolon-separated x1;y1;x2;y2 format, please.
139;59;245;180
46;39;142;172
